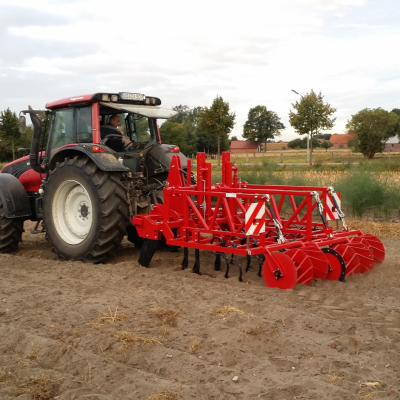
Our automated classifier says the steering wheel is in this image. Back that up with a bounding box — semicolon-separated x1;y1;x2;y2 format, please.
125;141;144;149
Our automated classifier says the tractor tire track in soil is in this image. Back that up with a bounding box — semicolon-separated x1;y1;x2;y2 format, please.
0;221;399;399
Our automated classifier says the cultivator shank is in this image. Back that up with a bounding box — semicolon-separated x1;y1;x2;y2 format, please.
132;152;385;289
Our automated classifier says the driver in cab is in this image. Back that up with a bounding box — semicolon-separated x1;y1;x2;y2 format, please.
100;114;122;139
100;114;130;152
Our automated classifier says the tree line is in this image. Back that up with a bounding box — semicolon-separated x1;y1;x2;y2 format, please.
162;90;399;162
1;92;399;163
0;109;32;162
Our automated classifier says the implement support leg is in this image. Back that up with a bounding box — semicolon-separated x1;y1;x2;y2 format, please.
138;239;159;268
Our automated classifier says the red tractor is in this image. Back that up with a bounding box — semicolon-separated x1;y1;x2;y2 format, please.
0;92;187;262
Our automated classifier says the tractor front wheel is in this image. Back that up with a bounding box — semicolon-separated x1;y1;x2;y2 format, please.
43;156;129;263
0;205;24;253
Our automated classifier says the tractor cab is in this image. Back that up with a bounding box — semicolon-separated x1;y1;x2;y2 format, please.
41;92;185;176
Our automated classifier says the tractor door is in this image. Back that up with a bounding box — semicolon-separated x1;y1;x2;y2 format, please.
45;106;93;164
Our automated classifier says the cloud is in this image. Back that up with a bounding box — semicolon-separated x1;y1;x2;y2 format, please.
0;0;399;142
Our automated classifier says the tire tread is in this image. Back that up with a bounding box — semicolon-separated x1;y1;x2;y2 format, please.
0;207;24;253
43;156;129;263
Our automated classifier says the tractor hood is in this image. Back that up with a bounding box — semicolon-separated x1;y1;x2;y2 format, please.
100;102;177;119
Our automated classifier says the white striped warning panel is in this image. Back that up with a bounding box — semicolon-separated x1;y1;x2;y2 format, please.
326;193;341;220
245;202;266;235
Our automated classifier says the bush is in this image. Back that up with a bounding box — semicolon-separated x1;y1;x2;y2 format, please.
336;173;389;218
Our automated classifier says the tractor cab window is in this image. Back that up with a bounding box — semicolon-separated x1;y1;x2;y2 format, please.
49;109;74;150
123;113;156;150
49;106;92;151
76;107;92;143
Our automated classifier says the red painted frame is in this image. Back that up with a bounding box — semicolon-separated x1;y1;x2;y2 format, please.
132;152;360;259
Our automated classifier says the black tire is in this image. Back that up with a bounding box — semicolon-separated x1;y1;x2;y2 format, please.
42;156;129;263
0;205;24;253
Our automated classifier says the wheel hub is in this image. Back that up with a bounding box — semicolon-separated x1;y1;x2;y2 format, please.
79;203;89;219
52;180;93;245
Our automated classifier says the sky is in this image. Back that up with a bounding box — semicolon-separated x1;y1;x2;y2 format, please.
0;0;399;142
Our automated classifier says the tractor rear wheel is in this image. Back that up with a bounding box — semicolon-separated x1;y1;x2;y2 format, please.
42;156;129;263
0;205;24;253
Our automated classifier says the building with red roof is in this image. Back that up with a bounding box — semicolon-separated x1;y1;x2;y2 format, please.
329;133;356;148
230;140;260;153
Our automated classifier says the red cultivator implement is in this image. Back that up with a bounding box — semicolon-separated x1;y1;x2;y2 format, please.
132;152;385;289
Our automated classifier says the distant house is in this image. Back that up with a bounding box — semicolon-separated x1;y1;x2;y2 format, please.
329;133;355;148
261;140;289;151
230;140;260;153
384;143;400;152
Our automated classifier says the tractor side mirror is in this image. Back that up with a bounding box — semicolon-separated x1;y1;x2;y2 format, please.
18;115;26;134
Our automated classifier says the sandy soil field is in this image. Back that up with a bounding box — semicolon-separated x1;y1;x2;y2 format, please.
0;221;399;400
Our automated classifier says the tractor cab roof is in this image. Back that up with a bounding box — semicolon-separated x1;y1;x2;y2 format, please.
100;102;176;119
45;92;176;119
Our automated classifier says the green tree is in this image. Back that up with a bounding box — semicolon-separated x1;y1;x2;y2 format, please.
243;105;285;152
183;106;202;155
289;90;337;164
288;136;319;150
287;138;304;149
230;136;238;141
346;108;399;159
0;108;20;160
169;105;190;123
159;120;196;156
321;140;332;152
159;106;202;156
198;96;235;165
391;108;400;136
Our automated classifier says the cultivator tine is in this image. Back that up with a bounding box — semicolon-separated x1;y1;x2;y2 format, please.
211;237;225;271
228;257;243;282
322;248;346;281
246;255;251;272
193;249;200;274
245;253;264;277
255;254;264;277
262;252;297;289
214;253;221;271
224;241;243;281
244;239;263;275
181;247;189;270
217;253;231;279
